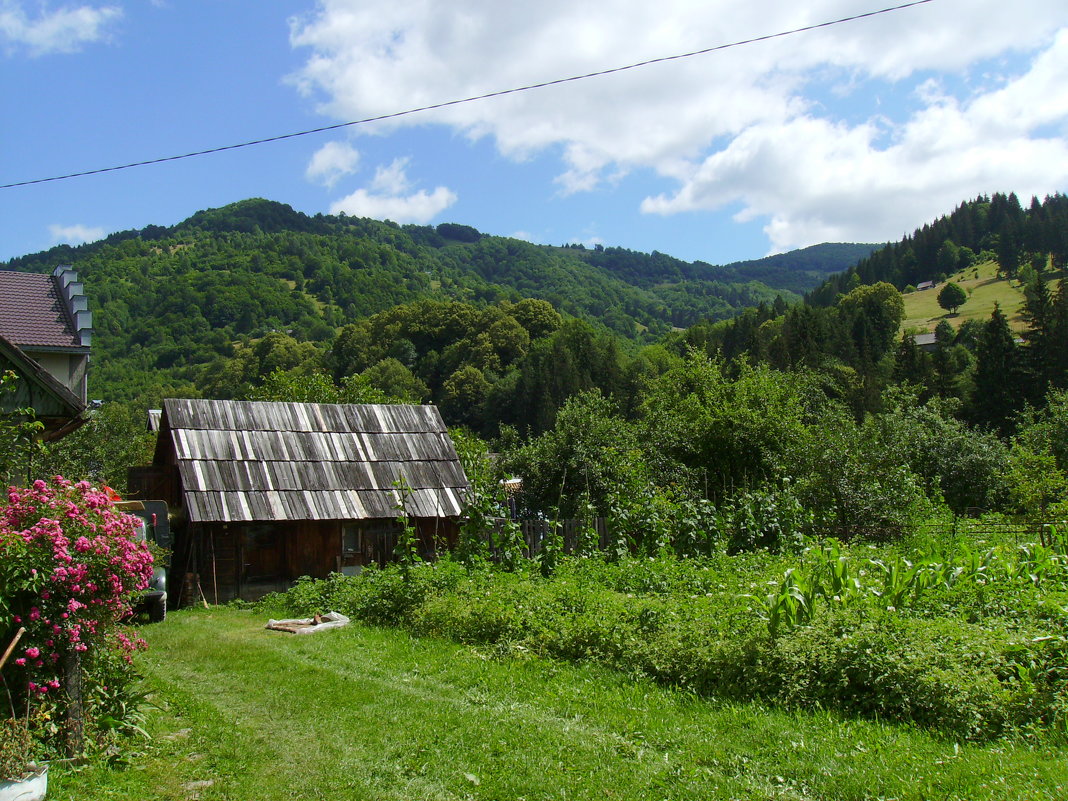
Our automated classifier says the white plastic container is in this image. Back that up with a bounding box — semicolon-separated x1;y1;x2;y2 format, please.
0;764;48;801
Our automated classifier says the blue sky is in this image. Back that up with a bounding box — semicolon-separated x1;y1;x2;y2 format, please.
2;0;1066;266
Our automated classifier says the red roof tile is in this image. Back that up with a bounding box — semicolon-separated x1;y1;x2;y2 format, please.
0;271;80;348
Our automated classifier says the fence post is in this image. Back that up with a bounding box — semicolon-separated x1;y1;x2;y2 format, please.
62;649;84;756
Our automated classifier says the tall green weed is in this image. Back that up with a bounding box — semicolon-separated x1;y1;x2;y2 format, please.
257;543;1068;742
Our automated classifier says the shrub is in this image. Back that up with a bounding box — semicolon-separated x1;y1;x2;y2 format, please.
0;478;154;753
258;548;1068;742
763;610;1038;739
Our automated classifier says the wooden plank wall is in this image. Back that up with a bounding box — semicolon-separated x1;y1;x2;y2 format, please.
179;517;461;604
127;465;180;507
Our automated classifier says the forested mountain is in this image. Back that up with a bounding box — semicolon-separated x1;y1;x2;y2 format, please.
808;193;1068;304
1;198;870;411
684;192;1068;435
9;193;1068;537
713;243;880;294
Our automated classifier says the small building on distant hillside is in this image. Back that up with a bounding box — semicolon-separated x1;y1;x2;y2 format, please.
129;398;470;603
0;266;92;440
916;280;936;291
911;332;938;352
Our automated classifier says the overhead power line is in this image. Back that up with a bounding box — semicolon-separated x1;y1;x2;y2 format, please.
1;0;934;190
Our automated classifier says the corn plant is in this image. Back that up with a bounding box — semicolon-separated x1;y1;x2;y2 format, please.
867;556;933;610
812;540;861;604
1009;542;1068;588
959;546;999;584
755;568;819;638
1043;522;1068;554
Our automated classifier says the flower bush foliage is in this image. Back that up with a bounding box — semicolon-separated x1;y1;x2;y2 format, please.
0;478;152;745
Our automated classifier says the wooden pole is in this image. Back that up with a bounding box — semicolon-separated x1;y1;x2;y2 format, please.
62;649;84;756
0;627;26;671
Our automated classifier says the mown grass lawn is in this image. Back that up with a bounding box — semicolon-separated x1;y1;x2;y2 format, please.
51;608;1066;801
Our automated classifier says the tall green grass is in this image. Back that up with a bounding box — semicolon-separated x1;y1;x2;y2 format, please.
259;529;1068;742
49;609;1068;800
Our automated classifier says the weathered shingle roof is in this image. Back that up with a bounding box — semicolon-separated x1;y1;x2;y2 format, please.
0;271;80;348
161;399;470;524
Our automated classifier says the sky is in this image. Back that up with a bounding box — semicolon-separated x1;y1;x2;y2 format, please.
1;0;1067;267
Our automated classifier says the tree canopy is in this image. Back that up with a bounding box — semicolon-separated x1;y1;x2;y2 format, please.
937;281;968;314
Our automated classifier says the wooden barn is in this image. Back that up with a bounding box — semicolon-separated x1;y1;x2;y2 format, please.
130;398;470;603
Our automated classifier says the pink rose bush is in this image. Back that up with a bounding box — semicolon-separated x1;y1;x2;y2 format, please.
0;477;153;742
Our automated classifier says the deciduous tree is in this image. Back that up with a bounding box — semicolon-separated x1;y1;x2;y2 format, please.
937;282;968;314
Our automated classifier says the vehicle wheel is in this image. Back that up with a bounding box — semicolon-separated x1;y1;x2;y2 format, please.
148;595;166;623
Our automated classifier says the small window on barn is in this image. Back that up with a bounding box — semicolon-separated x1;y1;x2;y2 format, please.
342;524;363;555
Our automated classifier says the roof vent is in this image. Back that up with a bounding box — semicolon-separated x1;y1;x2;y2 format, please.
52;264;92;347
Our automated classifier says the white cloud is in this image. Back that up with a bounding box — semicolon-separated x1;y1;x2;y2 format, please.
289;1;1068;250
369;157;412;195
329;158;456;223
49;223;104;245
0;1;121;56
306;141;360;188
643;28;1068;251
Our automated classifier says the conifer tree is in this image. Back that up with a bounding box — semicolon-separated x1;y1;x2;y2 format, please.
971;303;1024;432
1021;274;1055;391
893;333;934;398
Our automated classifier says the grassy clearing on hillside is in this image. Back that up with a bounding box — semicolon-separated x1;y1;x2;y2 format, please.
50;608;1068;801
902;261;1021;332
900;260;1052;333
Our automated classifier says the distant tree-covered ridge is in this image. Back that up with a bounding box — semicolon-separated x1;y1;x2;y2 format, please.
809;192;1068;304
683;192;1068;434
10;194;1068;535
1;198;870;408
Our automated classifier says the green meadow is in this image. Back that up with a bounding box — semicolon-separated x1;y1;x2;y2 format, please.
900;260;1042;334
49;545;1068;801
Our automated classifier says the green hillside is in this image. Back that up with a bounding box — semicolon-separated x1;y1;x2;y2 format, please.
1;198;874;408
715;242;880;294
900;260;1040;334
808;193;1068;306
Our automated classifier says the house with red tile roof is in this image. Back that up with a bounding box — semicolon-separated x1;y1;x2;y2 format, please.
0;266;92;440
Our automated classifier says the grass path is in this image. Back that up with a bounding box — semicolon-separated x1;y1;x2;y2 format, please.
50;608;1066;800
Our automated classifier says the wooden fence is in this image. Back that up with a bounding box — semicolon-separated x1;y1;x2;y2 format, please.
483;518;1064;559
822;520;1063;546
487;517;608;558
